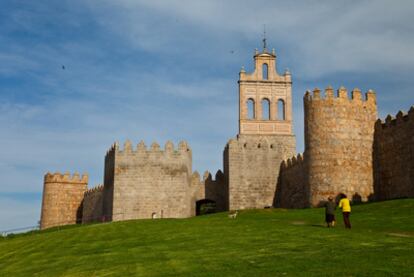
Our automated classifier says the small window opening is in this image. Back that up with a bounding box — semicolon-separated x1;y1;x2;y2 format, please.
261;98;270;120
247;99;255;119
277;99;285;120
262;63;268;80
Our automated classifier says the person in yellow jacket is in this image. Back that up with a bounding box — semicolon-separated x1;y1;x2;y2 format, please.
338;193;351;229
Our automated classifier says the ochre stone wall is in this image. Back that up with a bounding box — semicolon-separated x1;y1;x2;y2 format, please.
40;172;88;230
82;185;103;223
109;140;194;221
374;107;414;200
304;87;378;206
275;154;309;208
225;134;296;210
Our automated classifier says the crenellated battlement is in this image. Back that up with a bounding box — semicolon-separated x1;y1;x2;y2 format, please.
84;184;104;196
304;86;376;105
376;106;414;129
227;136;284;151
281;153;305;169
44;171;88;184
106;140;191;158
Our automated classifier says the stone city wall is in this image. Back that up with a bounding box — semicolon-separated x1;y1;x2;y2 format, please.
82;185;104;223
108;140;194;221
304;87;378;206
40;172;88;229
191;170;228;212
225;134;296;211
374;107;414;200
275;153;309;208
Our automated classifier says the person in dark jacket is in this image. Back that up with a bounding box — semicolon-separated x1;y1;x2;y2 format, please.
325;196;336;227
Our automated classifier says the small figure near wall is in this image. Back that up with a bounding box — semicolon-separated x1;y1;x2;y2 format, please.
338;194;352;229
228;210;238;219
324;196;336;227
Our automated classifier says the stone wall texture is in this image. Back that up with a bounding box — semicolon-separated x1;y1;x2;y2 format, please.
191;170;228;213
40;172;88;229
275;154;309;208
304;87;378;206
82;185;103;223
225;134;296;210
374;107;414;200
107;140;194;221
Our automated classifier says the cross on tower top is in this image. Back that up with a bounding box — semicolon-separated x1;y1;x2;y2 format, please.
262;25;267;51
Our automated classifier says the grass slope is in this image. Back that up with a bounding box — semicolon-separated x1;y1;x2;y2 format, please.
1;199;413;276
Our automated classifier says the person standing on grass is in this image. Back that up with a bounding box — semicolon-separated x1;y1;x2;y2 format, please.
338;193;351;229
324;196;336;227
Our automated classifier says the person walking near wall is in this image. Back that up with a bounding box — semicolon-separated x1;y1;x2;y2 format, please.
338;193;351;229
324;196;336;227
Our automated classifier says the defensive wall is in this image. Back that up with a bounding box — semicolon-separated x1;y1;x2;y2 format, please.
82;185;104;223
191;170;228;213
304;87;378;206
40;172;88;230
39;47;414;230
224;134;296;211
275;153;309;208
104;140;194;221
374;107;414;200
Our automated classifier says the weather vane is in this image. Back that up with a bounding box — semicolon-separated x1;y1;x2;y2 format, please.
263;24;267;50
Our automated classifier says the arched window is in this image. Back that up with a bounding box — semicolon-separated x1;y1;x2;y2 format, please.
247;98;255;119
261;98;270;120
277;99;285;120
262;63;268;80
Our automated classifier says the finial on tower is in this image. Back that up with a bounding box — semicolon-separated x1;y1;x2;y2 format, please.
262;24;267;52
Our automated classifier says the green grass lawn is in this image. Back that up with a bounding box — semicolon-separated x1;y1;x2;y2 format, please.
1;199;413;276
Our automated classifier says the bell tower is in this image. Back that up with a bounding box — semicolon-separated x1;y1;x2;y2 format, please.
239;46;293;136
223;41;297;211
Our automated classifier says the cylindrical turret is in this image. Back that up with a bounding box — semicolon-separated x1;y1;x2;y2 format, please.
40;172;88;229
304;87;377;206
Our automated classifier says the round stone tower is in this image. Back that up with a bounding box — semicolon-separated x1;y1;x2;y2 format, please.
304;86;377;206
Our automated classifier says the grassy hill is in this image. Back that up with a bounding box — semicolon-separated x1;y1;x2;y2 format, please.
1;199;413;276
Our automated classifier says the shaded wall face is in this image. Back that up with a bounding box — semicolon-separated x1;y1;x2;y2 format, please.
374;113;414;200
111;148;193;221
275;156;309;208
82;189;103;223
191;171;228;213
40;181;87;229
103;150;115;221
226;135;296;210
304;90;377;206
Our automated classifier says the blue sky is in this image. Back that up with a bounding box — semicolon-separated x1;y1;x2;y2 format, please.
1;0;413;230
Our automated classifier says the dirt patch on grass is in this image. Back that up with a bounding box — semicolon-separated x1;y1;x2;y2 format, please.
291;221;306;225
387;232;413;238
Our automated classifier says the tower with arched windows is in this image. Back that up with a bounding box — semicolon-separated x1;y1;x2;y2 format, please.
238;48;293;135
224;46;296;211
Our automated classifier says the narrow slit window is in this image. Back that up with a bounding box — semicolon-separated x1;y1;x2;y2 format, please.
262;63;268;80
247;99;255;119
277;99;285;120
261;98;270;120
